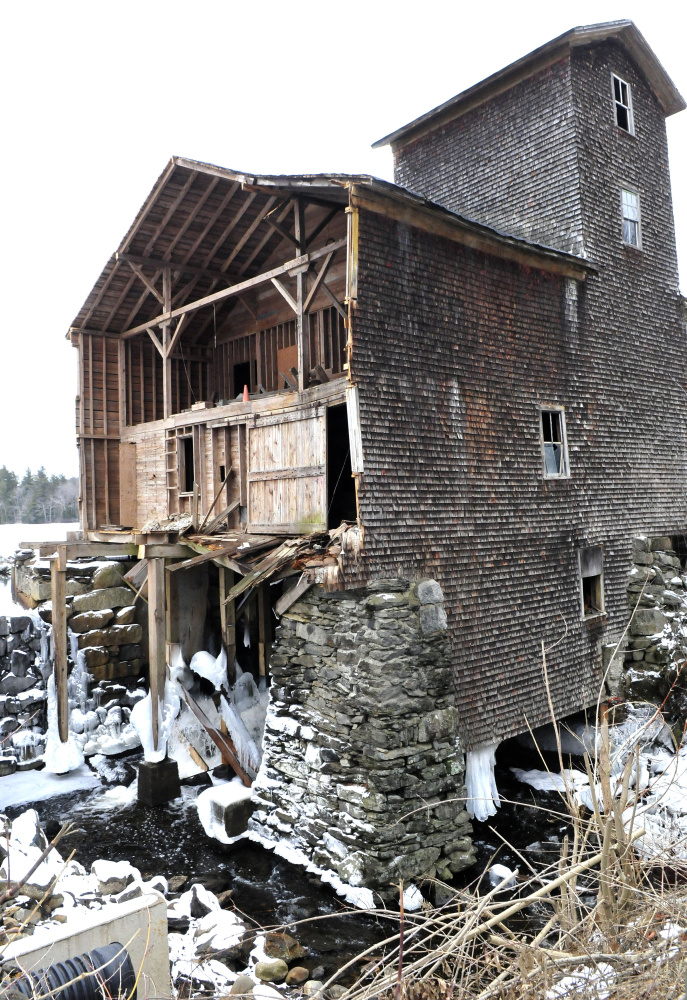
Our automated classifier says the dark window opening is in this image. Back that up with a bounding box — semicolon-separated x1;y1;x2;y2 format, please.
327;404;356;529
181;436;195;494
541;409;568;477
219;465;226;482
580;546;604;618
582;575;603;616
612;74;633;133
233;361;252;398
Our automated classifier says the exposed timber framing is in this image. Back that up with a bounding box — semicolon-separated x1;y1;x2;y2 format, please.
79;238;346;341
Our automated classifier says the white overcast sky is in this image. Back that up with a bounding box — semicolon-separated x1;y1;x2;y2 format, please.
1;1;685;479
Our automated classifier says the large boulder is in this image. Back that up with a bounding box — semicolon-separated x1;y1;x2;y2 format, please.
69;609;115;633
92;563;126;590
71;587;133;613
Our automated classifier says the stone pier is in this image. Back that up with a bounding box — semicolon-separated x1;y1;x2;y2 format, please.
249;578;475;892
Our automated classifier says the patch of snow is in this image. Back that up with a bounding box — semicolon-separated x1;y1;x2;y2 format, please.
0;761;99;807
44;673;85;774
197;778;253;845
488;863;517;889
403;884;424;910
190;648;228;691
545;962;616;999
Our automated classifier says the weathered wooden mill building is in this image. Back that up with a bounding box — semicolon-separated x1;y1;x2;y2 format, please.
44;19;687;887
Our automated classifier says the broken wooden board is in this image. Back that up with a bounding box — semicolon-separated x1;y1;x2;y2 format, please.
182;688;252;787
274;573;313;616
222;538;303;606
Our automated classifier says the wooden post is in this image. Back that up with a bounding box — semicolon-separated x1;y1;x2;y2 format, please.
258;581;272;679
162;267;172;419
148;557;167;752
238;424;248;518
166;562;179;668
51;544;69;743
219;567;236;683
294;199;309;392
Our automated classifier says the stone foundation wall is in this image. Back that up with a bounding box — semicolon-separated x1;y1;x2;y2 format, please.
15;554;145;684
249;578;475;891
624;535;687;703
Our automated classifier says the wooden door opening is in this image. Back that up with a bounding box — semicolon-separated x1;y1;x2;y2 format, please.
327;404;356;528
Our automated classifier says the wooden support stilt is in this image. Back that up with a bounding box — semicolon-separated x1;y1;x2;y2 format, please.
258;581;272;679
51;544;69;743
219;567;236;683
148;557;167;752
166;561;179;668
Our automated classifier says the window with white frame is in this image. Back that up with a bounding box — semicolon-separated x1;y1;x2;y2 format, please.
540;408;569;478
621;188;641;247
612;74;634;133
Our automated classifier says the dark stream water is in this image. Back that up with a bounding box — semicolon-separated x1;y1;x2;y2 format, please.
6;767;391;981
5;741;579;978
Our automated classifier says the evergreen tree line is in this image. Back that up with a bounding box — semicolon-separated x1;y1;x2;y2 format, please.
0;467;79;523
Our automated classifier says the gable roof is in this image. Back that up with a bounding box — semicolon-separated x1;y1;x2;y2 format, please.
68;156;594;342
373;20;685;150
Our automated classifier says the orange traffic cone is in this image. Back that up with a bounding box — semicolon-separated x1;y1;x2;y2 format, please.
243;384;249;402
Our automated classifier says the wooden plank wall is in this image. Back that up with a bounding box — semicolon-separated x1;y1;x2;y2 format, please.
125;339;209;424
78;333;122;529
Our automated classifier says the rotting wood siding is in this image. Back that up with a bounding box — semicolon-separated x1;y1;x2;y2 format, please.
348;203;687;750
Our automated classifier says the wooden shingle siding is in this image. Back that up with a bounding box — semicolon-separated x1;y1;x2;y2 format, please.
349;199;686;749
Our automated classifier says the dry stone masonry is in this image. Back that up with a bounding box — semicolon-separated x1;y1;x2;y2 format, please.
624;535;687;712
250;578;475;892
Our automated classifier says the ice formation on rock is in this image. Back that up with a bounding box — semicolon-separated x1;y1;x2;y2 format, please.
44;673;85;774
465;742;500;821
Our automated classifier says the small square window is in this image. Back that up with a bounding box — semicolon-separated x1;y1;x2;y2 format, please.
540;408;569;478
580;546;604;618
621;188;641;248
611;73;634;134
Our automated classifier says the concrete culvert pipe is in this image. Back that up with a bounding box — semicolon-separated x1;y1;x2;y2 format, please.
10;942;136;1000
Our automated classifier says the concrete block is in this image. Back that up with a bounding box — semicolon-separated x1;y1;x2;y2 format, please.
138;758;181;805
2;891;169;996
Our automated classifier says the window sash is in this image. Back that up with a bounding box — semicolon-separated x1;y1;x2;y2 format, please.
621;189;641;247
540;409;567;477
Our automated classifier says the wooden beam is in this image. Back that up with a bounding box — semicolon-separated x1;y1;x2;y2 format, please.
306;206;340;248
162;268;172;418
138;543;194;558
271;277;298;315
116;252;234;285
219;567;236;682
304;250;335;313
220;197;278;272
166;539;243;573
321;283;347;319
126;260;165;305
274;572;313;616
147;328;164;357
50;546;69;743
166;313;188;358
295;200;309;392
202;497;240;535
257;582;272;678
118;238;346;339
147;557;167;752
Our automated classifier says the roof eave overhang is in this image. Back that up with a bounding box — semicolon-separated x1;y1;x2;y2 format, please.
347;181;596;281
373;20;685;151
